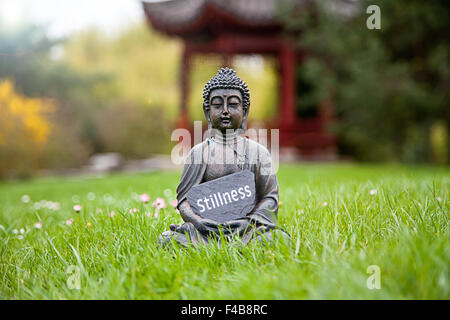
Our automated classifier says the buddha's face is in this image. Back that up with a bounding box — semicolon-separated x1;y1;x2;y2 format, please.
208;88;244;134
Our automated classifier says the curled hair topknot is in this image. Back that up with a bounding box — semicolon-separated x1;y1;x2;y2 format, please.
202;67;250;111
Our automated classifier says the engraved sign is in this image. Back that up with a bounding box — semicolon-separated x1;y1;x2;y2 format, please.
186;170;256;223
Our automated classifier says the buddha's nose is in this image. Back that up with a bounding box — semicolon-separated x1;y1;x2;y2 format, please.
222;103;229;114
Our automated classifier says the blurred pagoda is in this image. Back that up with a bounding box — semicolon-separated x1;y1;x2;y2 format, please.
142;0;356;159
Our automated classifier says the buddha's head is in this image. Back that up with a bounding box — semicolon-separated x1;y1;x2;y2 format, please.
202;67;250;134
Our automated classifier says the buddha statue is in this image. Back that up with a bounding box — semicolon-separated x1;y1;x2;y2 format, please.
159;67;290;247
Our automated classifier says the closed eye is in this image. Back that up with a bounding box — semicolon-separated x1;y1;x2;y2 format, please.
228;96;241;107
211;97;223;106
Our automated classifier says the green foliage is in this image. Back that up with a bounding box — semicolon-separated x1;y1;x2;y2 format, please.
282;0;449;163
64;24;181;118
95;103;172;158
0;164;448;299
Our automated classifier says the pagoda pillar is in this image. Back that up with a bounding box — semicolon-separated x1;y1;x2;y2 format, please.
279;41;297;129
177;42;191;129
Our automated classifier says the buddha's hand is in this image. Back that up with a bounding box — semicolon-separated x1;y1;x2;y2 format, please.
220;218;253;237
192;217;221;236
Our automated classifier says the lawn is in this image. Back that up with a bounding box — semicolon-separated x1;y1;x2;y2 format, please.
0;164;448;299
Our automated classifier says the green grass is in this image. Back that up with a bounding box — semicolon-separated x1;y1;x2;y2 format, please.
0;164;448;299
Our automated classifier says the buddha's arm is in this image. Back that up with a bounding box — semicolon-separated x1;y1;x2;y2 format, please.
247;162;279;226
178;200;202;224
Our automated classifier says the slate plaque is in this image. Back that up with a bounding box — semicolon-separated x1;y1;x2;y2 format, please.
186;170;256;223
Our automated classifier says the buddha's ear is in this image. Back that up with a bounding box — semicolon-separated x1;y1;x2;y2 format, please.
203;106;212;129
240;108;248;130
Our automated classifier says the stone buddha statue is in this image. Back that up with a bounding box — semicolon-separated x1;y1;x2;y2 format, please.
159;67;289;247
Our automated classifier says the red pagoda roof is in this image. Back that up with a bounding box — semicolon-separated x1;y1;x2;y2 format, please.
142;0;287;37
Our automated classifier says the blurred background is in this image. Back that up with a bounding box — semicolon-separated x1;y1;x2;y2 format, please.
0;0;448;180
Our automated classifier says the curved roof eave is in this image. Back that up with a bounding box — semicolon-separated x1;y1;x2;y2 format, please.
142;0;282;37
